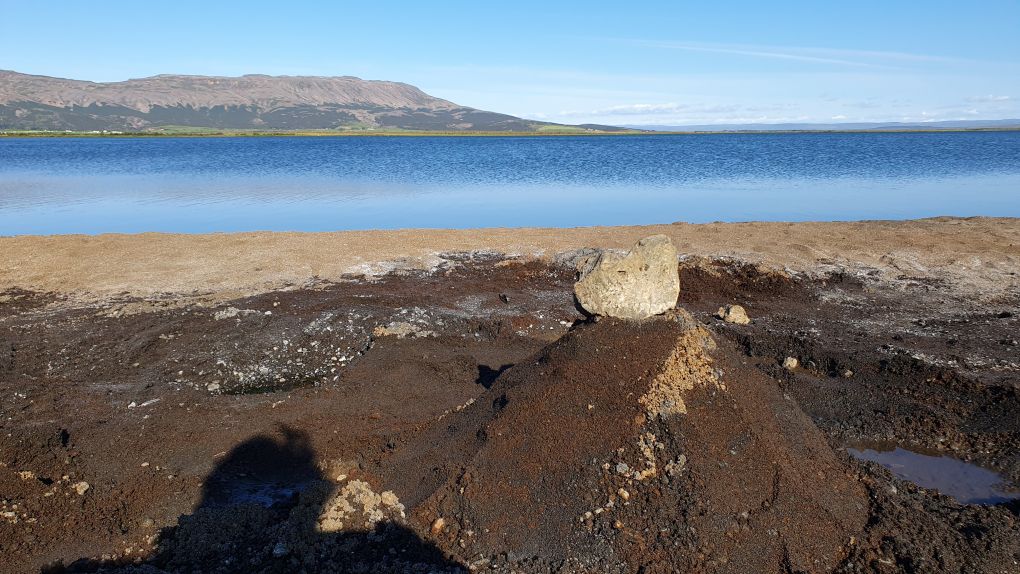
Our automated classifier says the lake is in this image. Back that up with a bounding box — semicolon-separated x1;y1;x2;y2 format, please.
1;132;1019;235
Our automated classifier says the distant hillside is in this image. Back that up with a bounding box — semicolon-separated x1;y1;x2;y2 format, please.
0;70;623;133
627;119;1020;132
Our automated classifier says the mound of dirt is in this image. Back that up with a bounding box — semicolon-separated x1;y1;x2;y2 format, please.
387;311;867;572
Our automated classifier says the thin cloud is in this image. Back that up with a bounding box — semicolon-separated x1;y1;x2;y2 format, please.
967;94;1011;102
555;102;744;118
641;42;878;67
621;40;974;69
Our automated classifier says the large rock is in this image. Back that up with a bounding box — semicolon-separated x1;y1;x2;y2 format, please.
574;235;680;319
717;303;751;325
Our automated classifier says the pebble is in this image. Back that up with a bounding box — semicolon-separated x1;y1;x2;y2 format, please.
272;542;288;557
72;481;90;496
782;357;799;370
431;517;446;535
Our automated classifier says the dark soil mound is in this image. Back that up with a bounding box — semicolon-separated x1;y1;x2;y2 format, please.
389;313;867;572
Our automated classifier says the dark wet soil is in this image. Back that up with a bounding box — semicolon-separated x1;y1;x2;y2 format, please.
0;254;1017;573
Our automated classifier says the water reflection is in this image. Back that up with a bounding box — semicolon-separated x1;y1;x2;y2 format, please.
848;445;1020;505
1;132;1019;235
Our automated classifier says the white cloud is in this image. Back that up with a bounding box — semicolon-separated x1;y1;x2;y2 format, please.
966;94;1011;102
622;40;975;69
557;102;743;117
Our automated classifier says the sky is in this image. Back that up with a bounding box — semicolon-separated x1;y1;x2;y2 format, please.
2;1;1019;126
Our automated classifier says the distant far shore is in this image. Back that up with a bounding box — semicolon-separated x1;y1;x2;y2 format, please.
3;127;1020;138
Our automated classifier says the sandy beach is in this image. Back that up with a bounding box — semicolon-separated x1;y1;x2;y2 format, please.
3;217;1018;301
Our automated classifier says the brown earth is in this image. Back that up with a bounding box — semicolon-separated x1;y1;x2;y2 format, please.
1;219;1019;573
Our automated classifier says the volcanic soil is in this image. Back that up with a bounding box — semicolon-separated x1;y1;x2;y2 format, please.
1;242;1018;573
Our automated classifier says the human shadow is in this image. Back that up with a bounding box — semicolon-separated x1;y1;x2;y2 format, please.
475;363;513;389
52;425;463;573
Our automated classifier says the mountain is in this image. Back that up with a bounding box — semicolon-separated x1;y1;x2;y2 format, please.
626;119;1020;132
0;70;623;132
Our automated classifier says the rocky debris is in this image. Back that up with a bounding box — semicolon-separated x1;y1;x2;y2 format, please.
573;235;680;320
312;479;406;532
372;321;433;339
213;306;259;321
639;323;721;417
783;356;799;370
72;481;90;496
717;303;751;324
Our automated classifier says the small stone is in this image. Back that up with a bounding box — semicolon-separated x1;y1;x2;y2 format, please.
380;491;400;507
141;518;154;528
717;304;750;325
206;382;221;392
272;542;288;557
72;481;90;496
613;520;624;530
782;357;799;370
573;235;680;320
214;307;241;320
615;462;630;475
431;517;446;535
842;369;854;378
617;488;630;501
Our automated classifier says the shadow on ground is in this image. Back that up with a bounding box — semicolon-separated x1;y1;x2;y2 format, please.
51;426;463;573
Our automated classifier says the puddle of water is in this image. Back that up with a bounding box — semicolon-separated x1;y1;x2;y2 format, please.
848;445;1020;505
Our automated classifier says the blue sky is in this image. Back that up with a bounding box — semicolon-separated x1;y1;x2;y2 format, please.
2;1;1018;125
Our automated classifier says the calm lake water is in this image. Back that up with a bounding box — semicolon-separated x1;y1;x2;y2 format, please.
1;132;1019;235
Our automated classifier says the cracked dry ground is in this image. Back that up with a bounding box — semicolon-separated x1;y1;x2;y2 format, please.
0;254;1017;574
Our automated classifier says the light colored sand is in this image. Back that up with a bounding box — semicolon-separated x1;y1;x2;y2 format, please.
2;217;1018;304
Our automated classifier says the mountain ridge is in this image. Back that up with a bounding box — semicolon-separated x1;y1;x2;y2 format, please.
0;70;621;132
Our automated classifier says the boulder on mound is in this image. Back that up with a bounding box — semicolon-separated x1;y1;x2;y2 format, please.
574;235;680;320
387;309;868;572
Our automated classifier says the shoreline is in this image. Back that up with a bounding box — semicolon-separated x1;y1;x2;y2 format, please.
2;217;1017;302
3;127;1020;138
